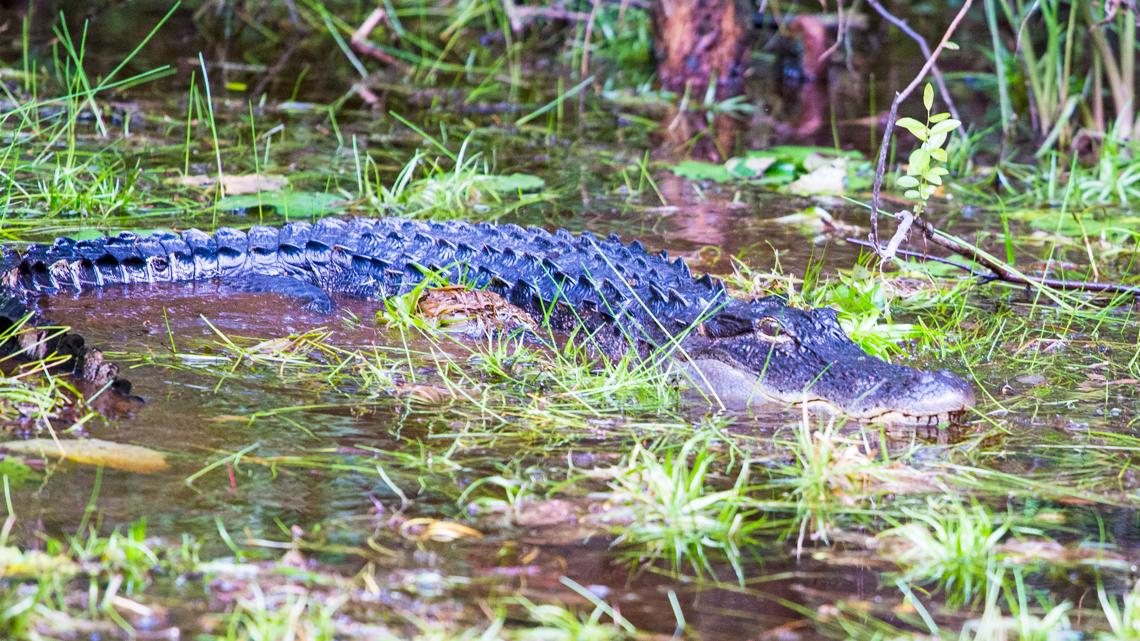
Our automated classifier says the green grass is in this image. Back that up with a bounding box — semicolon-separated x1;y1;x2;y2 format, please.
211;584;342;641
357;135;554;221
0;513;188;640
2;1;1140;639
879;500;1015;608
1099;581;1140;641
606;432;764;581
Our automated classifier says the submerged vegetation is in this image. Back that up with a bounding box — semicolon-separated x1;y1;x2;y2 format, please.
0;0;1137;639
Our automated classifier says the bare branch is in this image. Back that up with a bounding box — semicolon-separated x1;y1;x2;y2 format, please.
849;223;1140;298
844;237;993;278
864;0;967;142
868;0;973;252
913;219;1140;297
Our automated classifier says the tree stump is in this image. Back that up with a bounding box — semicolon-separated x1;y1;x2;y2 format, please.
653;0;752;98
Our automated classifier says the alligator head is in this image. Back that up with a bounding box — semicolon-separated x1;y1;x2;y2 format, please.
679;298;975;424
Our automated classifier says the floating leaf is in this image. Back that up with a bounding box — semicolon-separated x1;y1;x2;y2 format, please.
671;160;731;182
771;206;861;236
477;173;546;193
1;438;169;474
752;145;862;167
399;517;483;542
170;173;288;194
216;191;346;217
673;147;863;188
725;155;777;178
786;159;847;195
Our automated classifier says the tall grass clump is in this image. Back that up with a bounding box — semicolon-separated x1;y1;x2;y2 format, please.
879;499;1011;608
607;434;763;581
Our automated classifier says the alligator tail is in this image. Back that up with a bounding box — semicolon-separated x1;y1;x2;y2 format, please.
0;289;130;395
0;224;343;294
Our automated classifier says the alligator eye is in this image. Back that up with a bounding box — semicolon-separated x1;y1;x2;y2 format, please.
754;317;793;343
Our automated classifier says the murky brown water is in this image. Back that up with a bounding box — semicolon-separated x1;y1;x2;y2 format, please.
3;2;1140;638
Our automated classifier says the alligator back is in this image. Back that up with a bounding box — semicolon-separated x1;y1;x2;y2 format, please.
4;218;762;353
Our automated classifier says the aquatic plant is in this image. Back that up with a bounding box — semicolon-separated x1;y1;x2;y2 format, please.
1098;580;1140;641
606;433;763;581
879;500;1011;608
358;136;551;221
956;569;1074;641
216;584;343;641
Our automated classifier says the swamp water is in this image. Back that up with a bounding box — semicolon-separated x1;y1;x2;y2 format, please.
1;3;1139;639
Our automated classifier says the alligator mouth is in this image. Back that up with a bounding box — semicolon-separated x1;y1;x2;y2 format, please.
749;390;974;426
795;400;973;427
679;356;976;425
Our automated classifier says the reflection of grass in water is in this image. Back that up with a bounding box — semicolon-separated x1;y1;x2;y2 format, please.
780;414;894;554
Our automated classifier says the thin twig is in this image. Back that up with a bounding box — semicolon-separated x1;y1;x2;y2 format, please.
911;218;1140;297
816;0;847;66
252;38;300;99
844;237;995;279
864;0;967;144
578;0;601;118
868;0;973;253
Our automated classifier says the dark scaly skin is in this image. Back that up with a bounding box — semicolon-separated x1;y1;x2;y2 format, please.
0;217;974;423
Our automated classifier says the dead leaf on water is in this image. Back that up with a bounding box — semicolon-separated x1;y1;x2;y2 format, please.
786;157;847;195
168;173;288;195
1;438;169;474
395;383;457;404
208;415;253;424
771;206;861;236
399;517;483;542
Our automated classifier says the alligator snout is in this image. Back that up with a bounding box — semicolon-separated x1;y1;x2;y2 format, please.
681;302;976;424
841;367;976;424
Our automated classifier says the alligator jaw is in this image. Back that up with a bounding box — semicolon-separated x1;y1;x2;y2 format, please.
677;355;975;424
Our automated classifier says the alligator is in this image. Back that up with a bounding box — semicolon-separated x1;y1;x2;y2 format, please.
0;217;974;423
